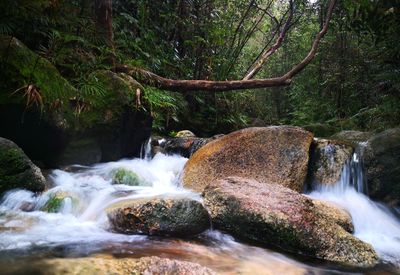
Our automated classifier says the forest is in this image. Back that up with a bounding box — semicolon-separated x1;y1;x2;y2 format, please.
1;0;399;136
0;1;400;274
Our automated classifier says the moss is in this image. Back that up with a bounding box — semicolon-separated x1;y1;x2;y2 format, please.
111;168;150;186
0;142;45;194
0;36;77;104
41;191;80;213
42;193;64;213
74;70;144;129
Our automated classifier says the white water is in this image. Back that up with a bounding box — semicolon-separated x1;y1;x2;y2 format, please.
309;153;400;266
0;153;196;251
1;143;400;271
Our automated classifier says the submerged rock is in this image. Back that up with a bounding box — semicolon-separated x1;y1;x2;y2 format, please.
363;128;400;206
0;137;46;195
203;177;378;267
309;139;354;185
182;126;313;192
111;168;150;186
17;256;216;275
107;198;210;237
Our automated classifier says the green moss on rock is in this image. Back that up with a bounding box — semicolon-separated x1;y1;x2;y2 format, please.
0;35;77;104
0;137;46;195
111;168;150;186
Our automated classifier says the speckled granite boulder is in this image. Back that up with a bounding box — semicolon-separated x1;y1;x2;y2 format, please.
203;177;378;267
183;126;313;192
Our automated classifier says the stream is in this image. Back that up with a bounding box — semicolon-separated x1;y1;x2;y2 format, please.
0;147;400;274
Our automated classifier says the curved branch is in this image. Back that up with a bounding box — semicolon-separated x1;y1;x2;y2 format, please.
116;0;336;93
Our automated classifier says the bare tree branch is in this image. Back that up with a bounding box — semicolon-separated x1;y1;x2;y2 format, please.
243;0;294;80
116;0;337;93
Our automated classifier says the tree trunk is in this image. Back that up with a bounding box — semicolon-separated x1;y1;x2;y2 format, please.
94;0;116;69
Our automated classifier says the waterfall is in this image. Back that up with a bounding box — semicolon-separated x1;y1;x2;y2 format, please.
308;149;400;265
140;137;152;160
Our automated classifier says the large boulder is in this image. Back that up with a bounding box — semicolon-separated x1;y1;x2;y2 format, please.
363;128;400;205
308;138;354;185
0;137;46;195
203;177;378;267
0;37;152;167
107;198;210;236
7;256;216;275
182;126;313;192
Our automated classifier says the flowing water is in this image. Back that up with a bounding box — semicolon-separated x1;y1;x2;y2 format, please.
0;143;399;274
308;152;400;268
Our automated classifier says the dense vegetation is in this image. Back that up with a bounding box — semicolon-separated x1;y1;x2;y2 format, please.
0;0;399;136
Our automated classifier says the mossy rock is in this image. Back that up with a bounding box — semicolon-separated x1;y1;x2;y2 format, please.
0;137;46;195
111;168;150;187
41;191;81;213
79;70;145;128
107;198;210;236
0;36;77;104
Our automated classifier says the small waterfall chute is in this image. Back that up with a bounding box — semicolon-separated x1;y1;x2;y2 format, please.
309;150;400;265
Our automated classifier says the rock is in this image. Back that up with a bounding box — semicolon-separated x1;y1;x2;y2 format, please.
363;128;400;206
203;177;378;267
331;130;373;144
0;137;46;195
14;256;216;275
176;130;196;138
0;36;77;104
107;197;210;236
312;199;354;233
182;126;313;192
55;138;102;166
303;124;338;138
161;137;211;158
308;138;354;185
40;190;82;213
111;168;150;186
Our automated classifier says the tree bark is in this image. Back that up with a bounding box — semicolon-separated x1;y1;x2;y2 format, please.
94;0;116;69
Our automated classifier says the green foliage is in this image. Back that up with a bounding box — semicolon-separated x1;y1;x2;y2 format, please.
0;0;398;136
143;87;187;133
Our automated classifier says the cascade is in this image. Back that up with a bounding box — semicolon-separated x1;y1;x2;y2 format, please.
309;148;400;265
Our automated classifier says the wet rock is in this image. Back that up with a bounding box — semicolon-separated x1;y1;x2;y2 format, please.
111;168;150;186
0;37;152;167
182;126;313;192
20;256;216;275
0;137;46;195
309;138;354;185
40;190;82;213
363;128;400;206
331;130;373;144
203;177;378;267
312;199;354;233
107;197;210;236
